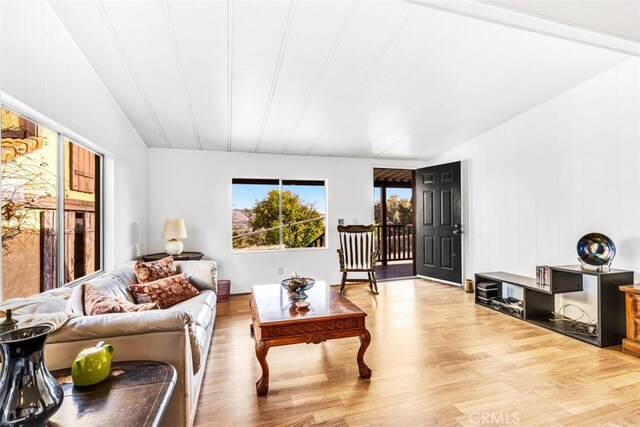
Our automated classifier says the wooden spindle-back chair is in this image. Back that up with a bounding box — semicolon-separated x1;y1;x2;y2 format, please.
337;224;379;294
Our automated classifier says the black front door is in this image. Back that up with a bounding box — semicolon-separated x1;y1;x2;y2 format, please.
414;162;462;284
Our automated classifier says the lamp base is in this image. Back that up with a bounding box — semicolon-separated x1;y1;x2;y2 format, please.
165;239;184;256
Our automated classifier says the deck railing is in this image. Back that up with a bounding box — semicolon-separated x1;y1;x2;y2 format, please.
306;233;325;248
375;224;413;263
304;224;413;261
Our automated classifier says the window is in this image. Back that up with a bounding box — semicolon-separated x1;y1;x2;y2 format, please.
1;107;102;300
64;139;101;283
232;179;326;251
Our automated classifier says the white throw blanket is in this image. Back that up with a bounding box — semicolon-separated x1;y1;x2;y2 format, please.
0;288;75;332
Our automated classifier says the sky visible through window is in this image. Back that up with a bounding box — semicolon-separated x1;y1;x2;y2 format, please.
233;183;326;213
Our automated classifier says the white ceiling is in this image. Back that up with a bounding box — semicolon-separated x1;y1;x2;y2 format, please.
49;0;632;160
478;0;640;44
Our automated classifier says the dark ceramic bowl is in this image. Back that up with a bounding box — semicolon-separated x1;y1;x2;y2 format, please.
577;232;616;267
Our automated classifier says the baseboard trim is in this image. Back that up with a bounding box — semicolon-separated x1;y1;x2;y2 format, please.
416;275;462;287
377;276;417;282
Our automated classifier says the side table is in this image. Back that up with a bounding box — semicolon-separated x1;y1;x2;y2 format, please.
49;361;176;427
140;251;204;261
619;284;640;356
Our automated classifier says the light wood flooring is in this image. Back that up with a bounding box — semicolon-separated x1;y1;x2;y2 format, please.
194;279;640;426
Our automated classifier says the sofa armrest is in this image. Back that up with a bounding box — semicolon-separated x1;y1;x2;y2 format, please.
49;309;193;343
175;260;217;293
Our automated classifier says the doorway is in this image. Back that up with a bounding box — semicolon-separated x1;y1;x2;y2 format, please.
373;168;415;280
414;162;463;284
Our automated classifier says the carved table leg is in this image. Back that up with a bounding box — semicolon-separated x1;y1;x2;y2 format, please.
357;329;372;378
255;341;270;396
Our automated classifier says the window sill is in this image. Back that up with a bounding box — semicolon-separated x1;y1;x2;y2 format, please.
231;246;329;255
63;270;105;288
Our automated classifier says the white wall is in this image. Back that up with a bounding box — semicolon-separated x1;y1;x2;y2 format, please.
147;149;424;293
429;58;640;317
1;0;148;285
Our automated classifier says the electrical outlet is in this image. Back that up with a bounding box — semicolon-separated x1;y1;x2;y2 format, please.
278;267;284;275
338;219;344;225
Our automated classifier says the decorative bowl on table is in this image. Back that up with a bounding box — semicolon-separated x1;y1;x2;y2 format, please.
281;276;315;301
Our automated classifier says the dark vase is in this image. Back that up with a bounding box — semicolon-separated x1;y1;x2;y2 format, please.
0;325;63;426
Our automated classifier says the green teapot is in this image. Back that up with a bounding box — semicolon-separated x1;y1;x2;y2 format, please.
71;341;114;386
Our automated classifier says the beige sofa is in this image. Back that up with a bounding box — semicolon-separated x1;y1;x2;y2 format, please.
45;260;217;427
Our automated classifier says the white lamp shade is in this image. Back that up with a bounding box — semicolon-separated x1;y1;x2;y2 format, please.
162;218;187;240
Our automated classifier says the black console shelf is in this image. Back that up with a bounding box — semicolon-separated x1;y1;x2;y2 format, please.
476;272;551;294
526;317;599;346
475;266;634;347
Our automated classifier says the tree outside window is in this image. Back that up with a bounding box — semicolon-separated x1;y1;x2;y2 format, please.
232;179;326;251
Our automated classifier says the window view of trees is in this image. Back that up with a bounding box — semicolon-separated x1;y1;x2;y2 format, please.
232;179;326;250
1;108;102;300
374;188;413;225
374;193;412;225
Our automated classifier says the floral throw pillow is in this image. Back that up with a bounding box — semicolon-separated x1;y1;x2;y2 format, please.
130;274;199;309
84;284;159;315
134;256;176;283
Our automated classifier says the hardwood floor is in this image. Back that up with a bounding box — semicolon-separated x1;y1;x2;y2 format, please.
194;279;640;426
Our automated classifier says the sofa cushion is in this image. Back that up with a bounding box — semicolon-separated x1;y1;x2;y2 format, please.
193;323;209;365
68;276;135;315
130;274;199;309
85;284;159;315
110;262;139;285
94;276;136;302
134;256;177;283
68;284;85;316
171;290;215;331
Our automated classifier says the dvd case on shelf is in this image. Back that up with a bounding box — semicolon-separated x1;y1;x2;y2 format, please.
536;266;552;286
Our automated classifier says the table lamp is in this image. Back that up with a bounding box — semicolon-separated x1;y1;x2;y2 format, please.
162;218;187;255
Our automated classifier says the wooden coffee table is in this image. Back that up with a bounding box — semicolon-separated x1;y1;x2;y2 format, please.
250;282;372;396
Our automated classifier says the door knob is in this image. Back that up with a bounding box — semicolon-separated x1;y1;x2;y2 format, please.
453;224;463;235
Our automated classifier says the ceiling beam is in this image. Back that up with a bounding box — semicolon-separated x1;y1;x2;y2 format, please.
402;0;640;57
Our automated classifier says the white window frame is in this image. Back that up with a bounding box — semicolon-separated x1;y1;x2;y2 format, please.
231;177;329;253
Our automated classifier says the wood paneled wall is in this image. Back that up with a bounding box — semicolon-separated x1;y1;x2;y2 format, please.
429;59;640;287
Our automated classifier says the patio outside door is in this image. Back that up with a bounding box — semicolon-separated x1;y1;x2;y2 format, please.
373;168;415;280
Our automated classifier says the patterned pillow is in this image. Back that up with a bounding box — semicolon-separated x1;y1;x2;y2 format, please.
130;274;199;309
84;284;159;315
134;256;176;283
